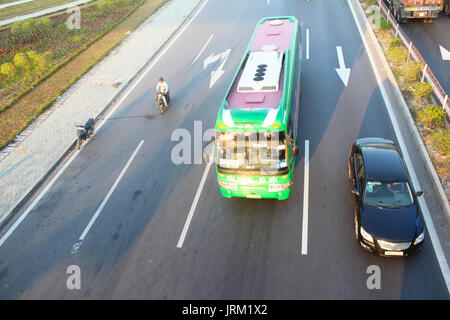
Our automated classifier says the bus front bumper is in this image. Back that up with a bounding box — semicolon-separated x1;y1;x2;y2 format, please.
219;186;291;200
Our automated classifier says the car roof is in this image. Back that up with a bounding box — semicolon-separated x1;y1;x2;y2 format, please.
362;147;408;181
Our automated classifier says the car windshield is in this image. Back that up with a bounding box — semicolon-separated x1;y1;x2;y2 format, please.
216;131;288;176
363;180;414;208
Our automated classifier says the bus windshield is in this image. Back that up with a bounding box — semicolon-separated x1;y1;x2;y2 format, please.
216;131;289;176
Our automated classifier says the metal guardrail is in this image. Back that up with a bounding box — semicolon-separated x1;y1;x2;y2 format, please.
375;0;450;116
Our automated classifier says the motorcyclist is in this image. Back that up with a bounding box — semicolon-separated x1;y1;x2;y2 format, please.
155;77;170;107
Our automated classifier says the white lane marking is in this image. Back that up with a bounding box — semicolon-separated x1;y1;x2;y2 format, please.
348;0;450;294
177;161;212;248
72;140;144;253
192;33;214;65
335;46;351;86
306;28;310;60
301;140;310;255
0;0;209;248
0;149;81;248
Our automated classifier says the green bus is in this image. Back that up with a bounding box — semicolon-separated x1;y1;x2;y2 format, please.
213;16;302;200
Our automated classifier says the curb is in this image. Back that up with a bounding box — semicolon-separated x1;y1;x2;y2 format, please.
0;0;204;230
353;0;450;222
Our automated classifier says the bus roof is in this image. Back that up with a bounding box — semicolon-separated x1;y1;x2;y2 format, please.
217;16;299;131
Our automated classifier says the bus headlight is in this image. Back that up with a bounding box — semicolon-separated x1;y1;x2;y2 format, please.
218;181;238;191
268;182;291;192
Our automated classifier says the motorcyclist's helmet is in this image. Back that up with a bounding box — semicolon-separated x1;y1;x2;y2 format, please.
159;77;164;82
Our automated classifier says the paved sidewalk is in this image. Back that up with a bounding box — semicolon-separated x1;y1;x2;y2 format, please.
0;0;94;26
0;0;202;224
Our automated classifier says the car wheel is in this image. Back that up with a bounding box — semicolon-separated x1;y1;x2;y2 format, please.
355;214;360;241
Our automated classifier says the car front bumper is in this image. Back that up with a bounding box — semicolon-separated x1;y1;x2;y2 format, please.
358;237;423;257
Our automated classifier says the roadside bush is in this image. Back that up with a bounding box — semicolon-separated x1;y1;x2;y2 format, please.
13;52;31;71
417;104;447;129
0;63;16;78
10;18;36;36
39;17;52;28
97;0;133;10
387;36;402;48
431;130;450;157
410;82;433;103
97;0;118;10
380;17;392;30
401;60;421;82
387;46;407;65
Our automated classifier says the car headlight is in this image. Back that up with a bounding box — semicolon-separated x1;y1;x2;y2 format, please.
268;182;291;192
360;226;374;244
414;231;425;245
218;181;238;191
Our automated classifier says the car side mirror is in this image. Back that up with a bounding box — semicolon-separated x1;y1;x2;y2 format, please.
352;188;360;197
415;191;424;197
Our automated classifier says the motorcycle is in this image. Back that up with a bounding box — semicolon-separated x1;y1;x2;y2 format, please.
75;118;95;150
156;91;169;115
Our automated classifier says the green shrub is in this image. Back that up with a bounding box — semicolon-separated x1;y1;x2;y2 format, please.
431;130;450;156
380;17;392;30
402;60;421;82
410;82;433;103
97;0;117;10
387;46;407;65
387;36;402;48
10;18;36;36
417;104;446;129
367;0;377;5
1;62;16;78
40;17;52;27
13;52;31;71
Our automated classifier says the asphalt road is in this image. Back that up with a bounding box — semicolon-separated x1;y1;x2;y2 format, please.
0;0;449;299
400;12;450;95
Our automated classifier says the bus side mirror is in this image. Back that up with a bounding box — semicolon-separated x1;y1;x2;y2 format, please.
202;140;215;165
292;146;299;157
290;139;299;156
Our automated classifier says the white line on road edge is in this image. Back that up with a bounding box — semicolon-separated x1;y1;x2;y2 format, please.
306;28;310;60
0;0;209;250
177;161;212;248
348;0;450;294
72;140;144;253
301;140;310;255
192;33;214;65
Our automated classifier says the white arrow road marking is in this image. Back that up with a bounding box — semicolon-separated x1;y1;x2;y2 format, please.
439;45;450;61
204;49;231;88
335;46;351;86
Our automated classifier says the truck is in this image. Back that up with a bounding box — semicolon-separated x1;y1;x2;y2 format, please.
384;0;444;23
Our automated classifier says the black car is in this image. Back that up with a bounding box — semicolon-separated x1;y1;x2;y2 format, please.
348;138;425;256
